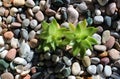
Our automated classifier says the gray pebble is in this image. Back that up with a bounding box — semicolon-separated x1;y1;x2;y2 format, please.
76;2;88;13
21;29;29;40
94;16;104;24
104;16;111;27
97;0;109;6
28;30;36;40
95;9;101;16
6;16;13;24
68;75;76;79
0;7;5;16
104;65;112;77
92;33;101;45
91;57;100;64
20;14;26;20
52;55;59;63
63;56;72;66
62;67;71;77
25;50;34;62
22;19;30;27
44;52;51;60
94;45;107;51
25;0;35;7
87;65;97;75
97;64;103;74
30;19;38;29
13;57;27;65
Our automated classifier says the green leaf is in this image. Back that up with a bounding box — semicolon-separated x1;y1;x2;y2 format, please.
84;27;98;36
43;46;50;52
78;19;87;30
72;46;80;56
86;36;98;45
51;42;56;50
81;39;92;50
41;21;49;30
80;46;86;58
69;23;75;31
52;19;60;28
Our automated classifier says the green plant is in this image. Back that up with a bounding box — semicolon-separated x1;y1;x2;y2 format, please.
66;19;98;58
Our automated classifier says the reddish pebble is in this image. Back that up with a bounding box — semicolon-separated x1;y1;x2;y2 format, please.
22;74;31;79
5;48;17;61
31;67;36;74
99;51;108;58
35;11;44;22
101;57;110;65
4;31;14;39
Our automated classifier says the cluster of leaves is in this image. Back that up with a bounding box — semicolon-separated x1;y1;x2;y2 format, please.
38;19;98;58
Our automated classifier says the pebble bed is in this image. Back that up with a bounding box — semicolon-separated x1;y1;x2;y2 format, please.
0;0;120;79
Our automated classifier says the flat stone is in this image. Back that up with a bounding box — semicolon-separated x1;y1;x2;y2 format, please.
35;11;44;22
30;19;38;29
91;57;100;64
94;16;104;24
102;30;111;44
104;65;112;77
13;0;25;6
72;62;81;75
94;45;107;51
108;49;120;61
87;65;97;75
13;57;27;65
97;64;103;74
63;56;72;66
100;57;110;65
11;22;21;28
82;56;91;67
22;19;30;27
1;72;14;79
25;0;35;7
68;75;76;79
4;31;14;40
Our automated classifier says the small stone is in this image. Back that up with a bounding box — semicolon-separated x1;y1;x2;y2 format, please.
21;29;29;40
39;0;46;11
10;7;18;16
94;45;107;51
44;52;51;60
52;55;59;63
91;57;100;64
31;67;37;74
32;6;40;13
114;41;120;51
25;0;35;7
35;11;44;22
30;19;38;29
102;30;111;44
104;16;112;27
92;33;101;45
0;36;5;46
1;72;14;79
72;62;81;75
28;30;36;40
100;57;110;65
13;57;27;65
99;51;108;57
76;2;88;13
68;75;76;79
34;24;41;31
10;38;19;48
45;8;56;16
0;59;9;70
5;48;16;61
13;0;25;6
0;7;5;16
111;31;120;39
27;8;34;16
106;3;116;15
22;19;30;28
104;36;115;49
62;67;71;77
85;49;92;56
29;38;38;48
22;74;31;79
104;65;112;77
95;9;101;16
97;64;103;74
13;29;20;38
87;65;97;75
97;0;109;6
108;49;120;61
0;50;8;59
20;14;26;20
4;31;14;40
86;17;93;25
97;26;103;33
63;56;72;66
25;50;34;62
94;16;104;24
114;60;120;68
6;16;13;24
11;22;22;28
82;56;91;67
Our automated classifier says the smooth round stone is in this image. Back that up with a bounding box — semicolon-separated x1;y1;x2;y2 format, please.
19;42;30;58
67;5;79;24
27;8;34;16
6;16;13;23
82;56;91;67
44;52;51;60
104;16;111;27
111;31;120;38
92;33;101;45
32;6;40;13
61;22;69;28
1;72;14;79
45;8;56;16
13;57;27;65
0;36;5;46
28;30;36;40
114;41;120;51
94;16;104;24
0;7;5;16
11;22;21;28
72;62;81;75
76;2;88;13
39;0;46;11
10;7;18;16
11;38;19;48
104;65;112;77
25;50;34;62
35;11;44;22
30;19;38;29
91;57;100;64
20;14;26;20
25;0;35;7
29;38;38;48
95;9;101;16
34;24;41;31
97;0;109;6
86;17;93;25
52;55;59;63
94;45;107;51
108;49;120;61
87;65;97;75
112;67;118;71
97;26;103;33
85;49;92;56
97;64;103;74
102;30;110;44
22;19;30;27
104;36;115;49
4;31;14;40
62;67;71;77
68;75;76;79
100;57;110;65
111;73;120;79
0;50;8;59
106;3;116;15
13;0;25;6
99;51;108;57
13;29;20;38
114;60;120;68
63;56;72;66
21;29;29;40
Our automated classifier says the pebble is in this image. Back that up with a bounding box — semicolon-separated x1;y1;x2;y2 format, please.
11;22;22;28
5;48;16;61
92;33;101;45
91;57;100;64
44;52;51;60
0;7;5;16
97;0;109;6
25;50;34;62
35;11;44;22
100;57;110;65
114;41;120;51
99;51;108;57
4;31;14;40
63;56;72;66
13;57;27;65
97;64;103;74
28;30;36;40
25;0;35;7
45;8;56;16
102;30;111;44
29;38;38;48
10;7;18;16
108;49;120;61
27;8;34;16
72;62;81;75
0;36;5;46
76;2;88;13
95;9;101;16
21;29;29;40
39;0;46;11
13;29;20;38
67;5;79;24
114;60;120;68
6;16;13;24
94;45;107;51
34;24;41;31
85;49;92;56
52;55;59;63
1;72;14;79
20;14;26;20
106;3;116;15
68;75;76;79
22;19;30;28
104;65;112;77
62;67;71;77
13;0;25;6
104;16;112;27
0;50;8;59
30;19;38;29
82;56;91;67
22;74;31;79
87;65;97;75
32;6;40;13
94;16;104;24
104;36;115;49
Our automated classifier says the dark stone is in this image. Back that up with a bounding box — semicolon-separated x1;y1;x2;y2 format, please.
13;29;20;38
54;62;65;73
62;67;71;77
104;16;112;27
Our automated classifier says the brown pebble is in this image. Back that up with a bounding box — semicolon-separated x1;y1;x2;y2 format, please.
11;22;21;28
99;51;108;58
29;38;38;48
5;48;17;61
4;31;14;39
13;0;25;6
31;67;36;74
45;8;56;16
114;41;120;51
4;9;9;17
22;74;31;79
3;2;12;7
35;11;44;22
101;57;110;65
17;14;22;23
1;72;14;79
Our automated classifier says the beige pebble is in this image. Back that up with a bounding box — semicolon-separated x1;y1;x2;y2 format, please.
10;7;18;16
35;11;44;22
11;22;21;28
13;0;25;6
0;7;5;16
1;72;14;79
29;38;38;48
